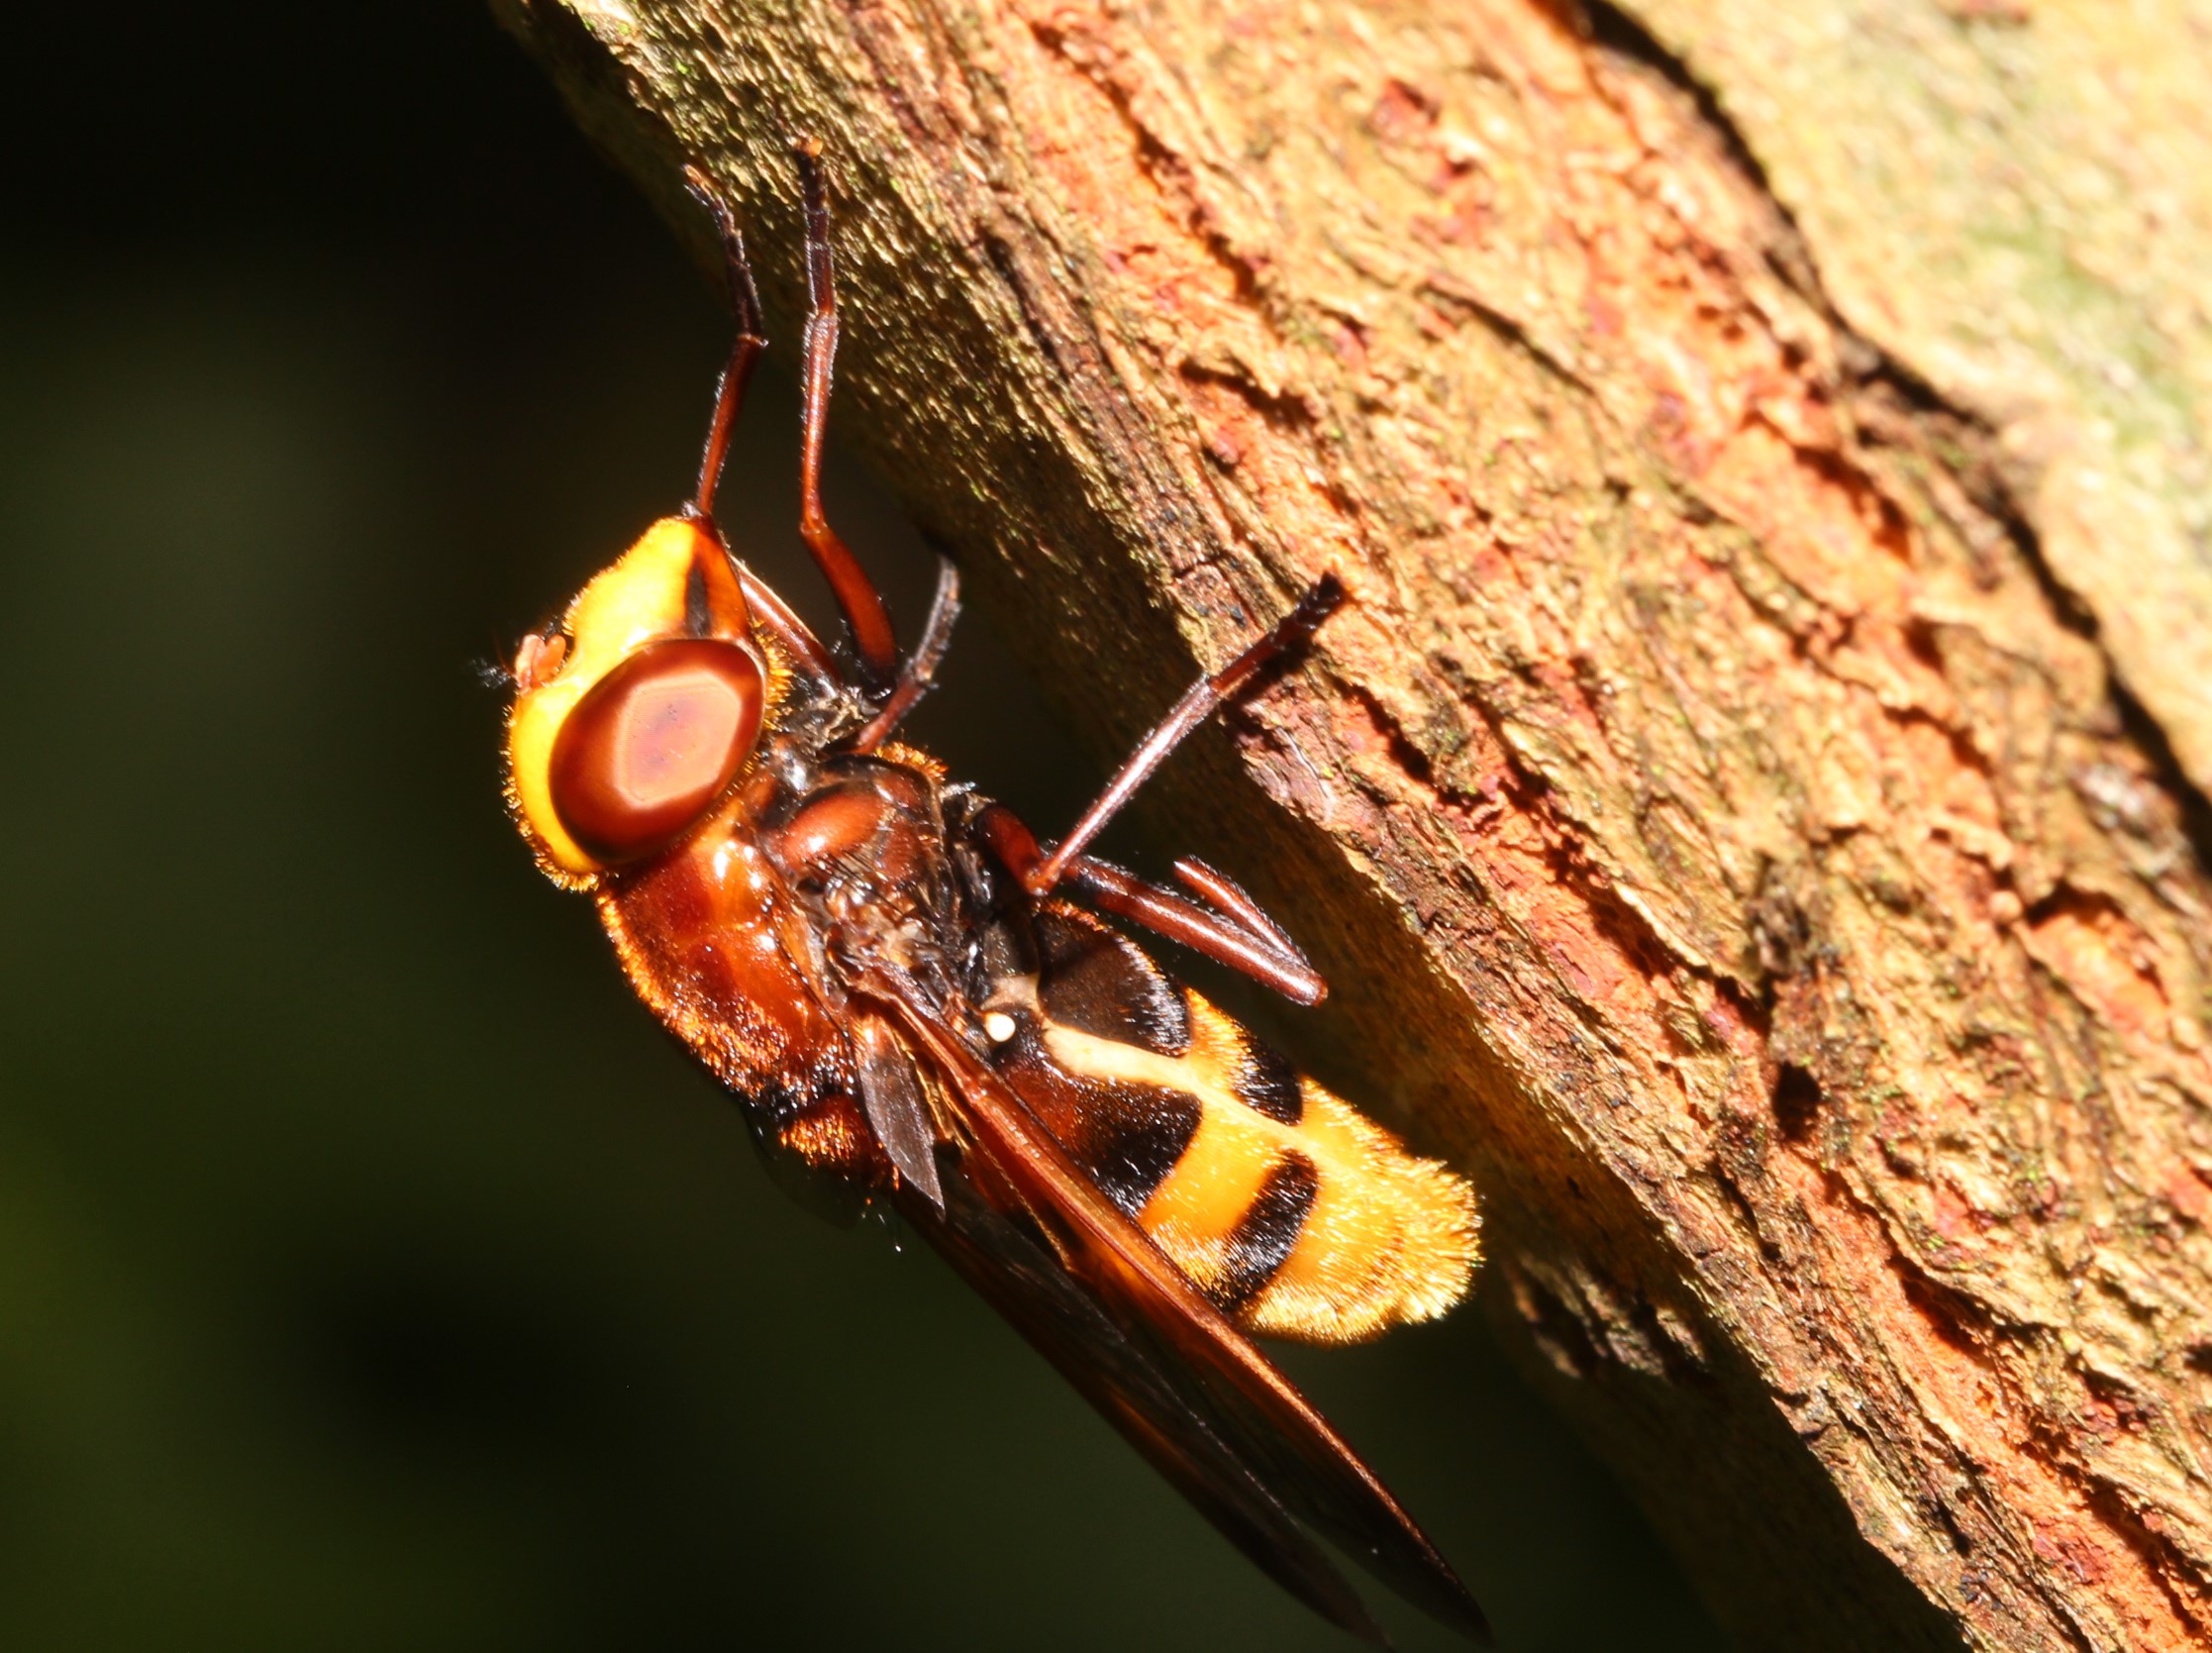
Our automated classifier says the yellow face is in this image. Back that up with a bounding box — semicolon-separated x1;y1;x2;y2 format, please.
506;515;772;881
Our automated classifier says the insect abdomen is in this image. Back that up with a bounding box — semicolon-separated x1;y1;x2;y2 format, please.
996;907;1479;1344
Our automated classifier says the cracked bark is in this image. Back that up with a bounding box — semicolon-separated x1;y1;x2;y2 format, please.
491;1;2212;1647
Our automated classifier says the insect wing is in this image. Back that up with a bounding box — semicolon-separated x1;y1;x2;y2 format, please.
853;1012;944;1210
877;996;1492;1645
913;1159;1385;1644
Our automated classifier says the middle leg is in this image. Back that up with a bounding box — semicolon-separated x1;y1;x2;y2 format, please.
1024;574;1345;896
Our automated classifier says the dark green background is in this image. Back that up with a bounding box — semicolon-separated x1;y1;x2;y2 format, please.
1;4;1725;1647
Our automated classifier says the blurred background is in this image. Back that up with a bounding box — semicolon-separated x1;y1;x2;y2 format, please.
0;3;1726;1647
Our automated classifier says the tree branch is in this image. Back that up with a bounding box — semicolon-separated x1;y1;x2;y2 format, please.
492;1;2212;1646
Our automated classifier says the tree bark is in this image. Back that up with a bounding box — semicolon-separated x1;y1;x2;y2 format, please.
490;1;2212;1647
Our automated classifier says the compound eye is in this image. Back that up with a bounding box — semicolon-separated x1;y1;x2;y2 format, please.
549;639;765;864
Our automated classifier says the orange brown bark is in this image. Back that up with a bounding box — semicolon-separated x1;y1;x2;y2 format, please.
494;1;2212;1646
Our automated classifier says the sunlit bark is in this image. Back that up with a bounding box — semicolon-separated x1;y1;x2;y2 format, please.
495;1;2212;1645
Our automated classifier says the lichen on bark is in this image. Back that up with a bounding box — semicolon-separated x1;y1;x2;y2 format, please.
493;1;2212;1646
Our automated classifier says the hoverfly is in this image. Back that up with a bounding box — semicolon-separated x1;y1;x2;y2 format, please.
502;138;1487;1645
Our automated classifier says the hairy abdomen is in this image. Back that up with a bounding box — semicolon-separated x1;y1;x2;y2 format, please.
991;905;1479;1345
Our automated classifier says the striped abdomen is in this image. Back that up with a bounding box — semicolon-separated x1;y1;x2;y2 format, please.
987;906;1479;1345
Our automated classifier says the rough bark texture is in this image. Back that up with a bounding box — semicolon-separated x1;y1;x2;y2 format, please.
491;2;2212;1647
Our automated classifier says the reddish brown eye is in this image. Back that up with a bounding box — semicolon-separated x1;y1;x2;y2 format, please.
550;639;765;863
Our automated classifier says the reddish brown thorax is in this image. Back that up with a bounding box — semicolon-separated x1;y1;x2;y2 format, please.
767;763;937;893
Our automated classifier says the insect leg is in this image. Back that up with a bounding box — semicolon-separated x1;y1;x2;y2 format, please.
1071;857;1327;1007
852;556;962;752
1170;856;1305;962
681;164;768;523
673;166;847;679
735;566;838;679
1024;574;1345;896
972;805;1327;1006
793;138;901;693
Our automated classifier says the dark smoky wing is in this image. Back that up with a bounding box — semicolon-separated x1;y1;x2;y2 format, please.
875;992;1492;1646
906;1170;1385;1646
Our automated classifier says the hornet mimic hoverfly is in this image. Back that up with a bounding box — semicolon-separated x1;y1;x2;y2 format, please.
501;139;1487;1645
